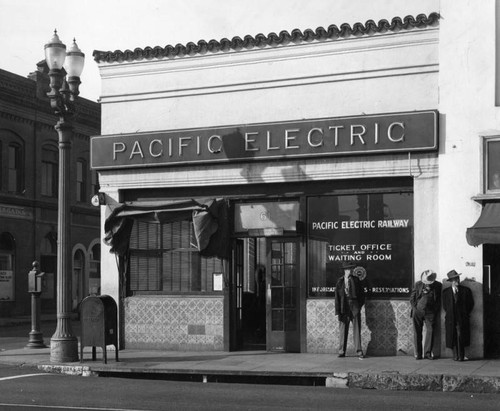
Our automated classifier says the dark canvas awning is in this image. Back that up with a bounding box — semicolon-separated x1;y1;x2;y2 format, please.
466;202;500;246
103;198;230;258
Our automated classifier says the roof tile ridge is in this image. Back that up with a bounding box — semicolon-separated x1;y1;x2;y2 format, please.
93;12;440;64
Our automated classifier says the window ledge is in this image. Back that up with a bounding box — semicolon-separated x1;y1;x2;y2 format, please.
472;194;500;203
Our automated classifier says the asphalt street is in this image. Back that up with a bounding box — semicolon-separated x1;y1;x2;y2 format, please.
0;365;500;411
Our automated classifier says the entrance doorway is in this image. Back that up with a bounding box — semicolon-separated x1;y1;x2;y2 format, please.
231;237;300;352
267;237;300;352
484;244;500;358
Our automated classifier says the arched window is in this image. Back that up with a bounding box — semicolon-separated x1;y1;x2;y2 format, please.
0;232;15;301
40;232;57;255
41;144;58;198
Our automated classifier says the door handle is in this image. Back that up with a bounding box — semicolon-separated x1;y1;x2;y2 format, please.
484;265;491;295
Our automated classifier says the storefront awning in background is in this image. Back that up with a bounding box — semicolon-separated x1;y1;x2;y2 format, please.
466;202;500;246
104;198;230;258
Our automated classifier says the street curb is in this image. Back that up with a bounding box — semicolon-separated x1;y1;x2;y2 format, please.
38;364;96;377
442;374;500;393
36;364;330;385
348;372;500;393
34;364;500;393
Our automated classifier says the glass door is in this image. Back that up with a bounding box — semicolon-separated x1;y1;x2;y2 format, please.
267;238;300;352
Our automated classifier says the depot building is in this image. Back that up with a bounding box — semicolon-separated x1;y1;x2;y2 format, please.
91;9;498;358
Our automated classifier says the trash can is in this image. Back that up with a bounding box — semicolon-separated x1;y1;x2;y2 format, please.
80;295;119;363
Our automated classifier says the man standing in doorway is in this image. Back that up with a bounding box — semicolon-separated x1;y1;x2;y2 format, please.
410;270;442;360
442;269;474;361
335;261;365;359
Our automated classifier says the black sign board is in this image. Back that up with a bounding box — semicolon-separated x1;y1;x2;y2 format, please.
91;110;438;170
307;192;413;298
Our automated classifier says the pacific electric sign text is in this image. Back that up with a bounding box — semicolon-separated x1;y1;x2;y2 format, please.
90;110;438;170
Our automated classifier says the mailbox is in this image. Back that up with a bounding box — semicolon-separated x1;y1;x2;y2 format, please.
80;295;119;364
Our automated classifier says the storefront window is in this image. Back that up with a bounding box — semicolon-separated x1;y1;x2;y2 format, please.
128;219;223;294
307;191;413;298
485;137;500;193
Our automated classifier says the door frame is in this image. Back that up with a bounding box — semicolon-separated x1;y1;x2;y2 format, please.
228;235;306;352
484;244;500;358
228;239;244;351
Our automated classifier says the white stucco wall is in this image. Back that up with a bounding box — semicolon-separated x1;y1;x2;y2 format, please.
98;29;438;135
95;16;443;353
436;0;500;358
438;0;495;280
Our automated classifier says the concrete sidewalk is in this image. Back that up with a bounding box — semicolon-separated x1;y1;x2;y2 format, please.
1;342;500;393
2;317;500;392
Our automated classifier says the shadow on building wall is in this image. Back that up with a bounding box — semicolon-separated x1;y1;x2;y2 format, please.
364;300;399;356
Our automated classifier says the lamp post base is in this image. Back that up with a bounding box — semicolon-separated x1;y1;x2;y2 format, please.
27;290;45;349
50;337;79;363
26;331;46;349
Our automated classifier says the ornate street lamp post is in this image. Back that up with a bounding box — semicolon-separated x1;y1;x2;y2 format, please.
44;30;85;363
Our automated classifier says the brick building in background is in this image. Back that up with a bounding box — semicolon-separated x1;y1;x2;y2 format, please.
0;62;101;319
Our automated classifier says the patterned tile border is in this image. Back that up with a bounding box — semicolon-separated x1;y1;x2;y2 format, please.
124;296;224;350
306;299;413;356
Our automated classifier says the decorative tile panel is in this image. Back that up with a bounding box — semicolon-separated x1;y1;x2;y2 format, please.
124;296;224;350
306;299;412;356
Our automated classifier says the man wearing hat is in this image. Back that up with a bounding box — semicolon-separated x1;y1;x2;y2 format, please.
442;270;474;361
335;261;366;359
410;270;442;360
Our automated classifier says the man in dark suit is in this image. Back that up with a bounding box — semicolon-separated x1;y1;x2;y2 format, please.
335;261;365;359
442;269;474;361
410;270;442;360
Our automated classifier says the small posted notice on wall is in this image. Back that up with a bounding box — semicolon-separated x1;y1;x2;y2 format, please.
0;270;14;301
213;272;223;291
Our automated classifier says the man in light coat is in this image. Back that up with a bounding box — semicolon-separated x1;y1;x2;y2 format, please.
410;270;442;360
